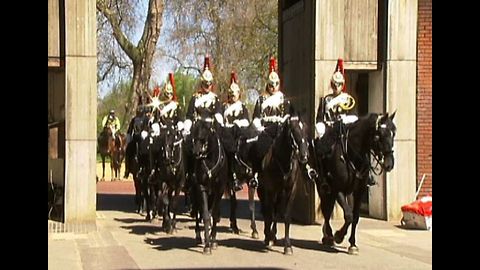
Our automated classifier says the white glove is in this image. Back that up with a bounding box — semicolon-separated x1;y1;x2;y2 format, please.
177;121;184;131
214;113;224;127
141;130;149;140
315;122;326;138
340;114;358;124
234;119;249;128
253;118;264;132
184;119;192;133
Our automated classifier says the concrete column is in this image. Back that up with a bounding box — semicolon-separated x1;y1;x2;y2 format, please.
368;68;387;219
385;0;418;220
63;0;97;228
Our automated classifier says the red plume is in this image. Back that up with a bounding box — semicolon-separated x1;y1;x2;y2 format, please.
230;71;237;84
203;55;210;71
153;86;161;97
169;73;177;101
269;57;276;73
335;58;344;75
334;58;347;92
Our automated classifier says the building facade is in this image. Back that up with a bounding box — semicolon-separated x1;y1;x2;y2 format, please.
280;0;431;222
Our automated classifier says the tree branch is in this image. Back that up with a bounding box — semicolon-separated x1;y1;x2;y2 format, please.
97;0;139;61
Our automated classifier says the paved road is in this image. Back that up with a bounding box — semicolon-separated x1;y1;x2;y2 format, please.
48;180;432;270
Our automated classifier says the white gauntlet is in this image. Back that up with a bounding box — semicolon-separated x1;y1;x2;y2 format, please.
315;122;326;138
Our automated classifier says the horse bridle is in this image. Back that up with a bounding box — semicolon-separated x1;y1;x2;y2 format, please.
164;129;183;174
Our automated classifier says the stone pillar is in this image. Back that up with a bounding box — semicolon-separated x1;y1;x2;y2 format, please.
385;0;418;220
63;0;97;229
368;68;387;219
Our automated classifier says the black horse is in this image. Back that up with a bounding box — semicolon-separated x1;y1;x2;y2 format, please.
314;112;396;255
153;122;186;234
257;115;310;255
229;124;261;239
191;118;228;255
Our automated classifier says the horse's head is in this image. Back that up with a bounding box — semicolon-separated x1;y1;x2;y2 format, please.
372;112;397;172
288;116;309;165
163;123;182;167
192;118;216;159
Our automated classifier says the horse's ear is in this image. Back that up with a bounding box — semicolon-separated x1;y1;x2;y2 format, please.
389;110;397;121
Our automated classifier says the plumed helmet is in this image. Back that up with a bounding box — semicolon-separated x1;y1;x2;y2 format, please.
267;56;280;87
152;85;161;98
330;58;346;92
201;55;214;85
164;73;177;100
228;71;240;99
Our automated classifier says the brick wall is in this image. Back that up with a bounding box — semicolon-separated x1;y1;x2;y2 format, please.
416;0;432;198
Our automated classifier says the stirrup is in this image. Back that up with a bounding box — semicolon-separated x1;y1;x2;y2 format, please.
367;176;377;187
233;179;243;192
249;173;259;188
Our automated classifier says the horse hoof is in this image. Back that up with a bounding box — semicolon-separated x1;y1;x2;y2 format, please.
203;247;212;255
252;231;259;239
334;231;344;244
322;236;334;246
348;246;359;255
284;246;293;255
211;242;218;250
264;240;274;247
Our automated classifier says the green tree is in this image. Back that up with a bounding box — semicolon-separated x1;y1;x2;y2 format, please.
97;0;166;127
97;80;133;134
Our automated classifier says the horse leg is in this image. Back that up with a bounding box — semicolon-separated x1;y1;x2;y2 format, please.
200;188;212;255
211;201;221;250
133;174;142;213
334;192;354;244
229;188;240;234
320;192;336;246
283;179;299;255
248;186;259;239
261;190;274;247
110;157;115;181
348;188;366;255
101;155;106;180
142;176;152;221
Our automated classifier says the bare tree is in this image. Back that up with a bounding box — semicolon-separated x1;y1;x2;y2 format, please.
164;0;278;100
97;0;165;125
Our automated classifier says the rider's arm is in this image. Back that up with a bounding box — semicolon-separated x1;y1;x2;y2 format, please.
315;97;327;138
183;95;196;133
101;116;108;127
114;117;121;130
252;98;263;131
213;96;224;126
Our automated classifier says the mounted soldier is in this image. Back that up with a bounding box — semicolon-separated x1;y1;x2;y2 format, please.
250;56;293;187
222;71;250;192
183;55;224;134
314;58;376;187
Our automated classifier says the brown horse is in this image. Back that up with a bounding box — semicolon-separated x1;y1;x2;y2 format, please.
98;126;125;181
